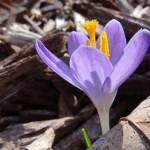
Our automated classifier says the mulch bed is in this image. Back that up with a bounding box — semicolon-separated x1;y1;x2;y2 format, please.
0;0;150;149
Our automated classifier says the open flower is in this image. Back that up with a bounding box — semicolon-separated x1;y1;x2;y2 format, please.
35;19;150;134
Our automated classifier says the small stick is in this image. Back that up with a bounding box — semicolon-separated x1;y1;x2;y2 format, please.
24;15;43;35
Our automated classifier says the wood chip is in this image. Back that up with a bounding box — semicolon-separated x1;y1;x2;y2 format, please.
24;128;55;150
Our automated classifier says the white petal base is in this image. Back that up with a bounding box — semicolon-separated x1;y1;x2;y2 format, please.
98;110;110;134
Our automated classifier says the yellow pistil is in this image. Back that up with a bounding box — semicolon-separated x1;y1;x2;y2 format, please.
86;39;90;46
100;32;110;58
82;20;98;47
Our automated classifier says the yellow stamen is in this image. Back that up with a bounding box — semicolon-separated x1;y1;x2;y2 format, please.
82;20;98;47
100;32;110;58
86;39;90;46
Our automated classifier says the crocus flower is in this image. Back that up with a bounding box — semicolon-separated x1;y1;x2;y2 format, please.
35;19;150;134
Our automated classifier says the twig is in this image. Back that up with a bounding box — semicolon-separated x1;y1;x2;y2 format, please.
23;15;43;35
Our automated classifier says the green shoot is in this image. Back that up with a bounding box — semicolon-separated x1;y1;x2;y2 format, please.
81;128;92;148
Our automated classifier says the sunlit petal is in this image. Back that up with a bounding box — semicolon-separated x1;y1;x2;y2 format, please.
70;45;113;105
68;31;88;56
97;19;126;66
103;29;150;93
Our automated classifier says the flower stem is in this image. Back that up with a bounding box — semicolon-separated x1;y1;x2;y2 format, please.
98;109;110;134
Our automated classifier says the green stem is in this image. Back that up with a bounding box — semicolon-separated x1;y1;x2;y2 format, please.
81;128;92;148
98;109;110;134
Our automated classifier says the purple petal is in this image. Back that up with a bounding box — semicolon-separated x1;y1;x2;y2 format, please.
68;31;89;56
35;39;83;90
96;19;126;66
103;29;150;93
70;45;113;105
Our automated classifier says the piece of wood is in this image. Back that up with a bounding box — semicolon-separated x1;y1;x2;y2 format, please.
0;30;64;66
87;96;150;150
0;117;74;150
0;55;41;88
0;30;64;104
0;101;95;149
119;75;150;97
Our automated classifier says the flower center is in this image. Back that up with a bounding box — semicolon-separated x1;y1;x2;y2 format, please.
100;32;110;58
86;39;90;46
82;20;110;58
82;20;98;47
